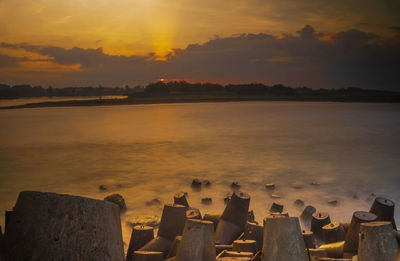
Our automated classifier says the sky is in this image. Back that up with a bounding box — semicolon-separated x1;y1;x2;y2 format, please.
0;0;399;90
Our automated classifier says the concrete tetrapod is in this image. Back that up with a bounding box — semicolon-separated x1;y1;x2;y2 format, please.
4;191;124;261
158;204;187;241
176;219;216;261
311;212;331;241
243;222;263;251
322;222;346;244
369;197;397;229
139;236;173;257
174;192;190;209
133;251;164;261
203;212;222;230
358;221;398;261
216;191;250;245
300;205;316;229
232;239;257;253
343;211;377;255
127;225;155;260
302;230;317;249
167;236;182;258
261;216;307;261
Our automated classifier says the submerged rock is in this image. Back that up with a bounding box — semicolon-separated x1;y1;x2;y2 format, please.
270;202;284;213
146;198;162;206
265;183;275;190
104;193;127;211
203;180;211;186
191;179;202;187
231;182;240;189
294;199;305;207
201;197;212;205
99;185;107;191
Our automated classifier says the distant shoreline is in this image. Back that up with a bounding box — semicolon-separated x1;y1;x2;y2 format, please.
1;95;400;109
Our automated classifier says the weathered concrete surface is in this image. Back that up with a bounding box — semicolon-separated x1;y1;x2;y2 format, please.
369;197;397;229
176;219;216;261
243;222;263;251
358;222;398;261
4;191;124;261
322;222;346;244
261;216;307;261
343;211;377;255
157;204;187;241
220;191;250;230
126;225;154;260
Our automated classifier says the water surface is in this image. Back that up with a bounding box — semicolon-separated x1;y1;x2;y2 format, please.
0;101;399;247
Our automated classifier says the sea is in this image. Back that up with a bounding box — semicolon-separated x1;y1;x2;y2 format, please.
1;101;399;249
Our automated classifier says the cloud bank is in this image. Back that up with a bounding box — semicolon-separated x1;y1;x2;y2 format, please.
0;25;399;90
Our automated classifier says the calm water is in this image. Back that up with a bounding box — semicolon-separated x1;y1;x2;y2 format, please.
1;101;399;247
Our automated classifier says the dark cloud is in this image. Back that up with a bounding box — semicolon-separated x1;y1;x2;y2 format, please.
389;26;400;32
1;25;399;91
0;54;29;68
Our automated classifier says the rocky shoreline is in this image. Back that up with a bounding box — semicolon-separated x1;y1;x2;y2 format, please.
0;187;399;261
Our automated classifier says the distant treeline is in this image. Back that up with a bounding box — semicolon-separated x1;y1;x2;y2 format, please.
0;84;134;98
134;81;400;100
1;81;399;102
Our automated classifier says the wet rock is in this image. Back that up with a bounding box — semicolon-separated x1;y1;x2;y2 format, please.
265;183;275;190
146;198;162;206
4;191;124;261
201;197;212;205
104;193;127;211
311;182;321;186
328;199;338;205
99;185;107;191
294;199;305;207
127;216;161;228
224;193;232;204
191;179;202;187
231;182;240;189
186;208;202;219
271;194;281;199
203;180;211;186
269;202;283;213
270;202;284;213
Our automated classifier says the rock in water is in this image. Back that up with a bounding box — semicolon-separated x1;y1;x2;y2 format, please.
4;191;124;261
104;193;127;211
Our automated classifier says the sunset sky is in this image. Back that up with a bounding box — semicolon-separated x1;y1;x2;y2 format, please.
0;0;399;90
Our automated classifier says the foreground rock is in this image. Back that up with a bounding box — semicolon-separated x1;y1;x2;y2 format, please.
104;193;127;211
4;191;124;261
